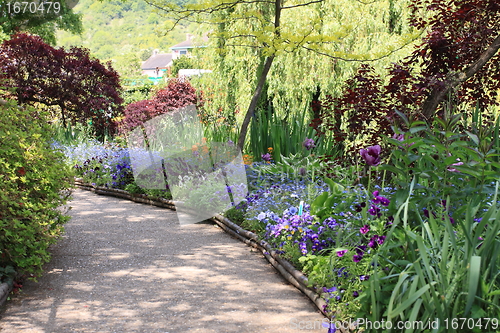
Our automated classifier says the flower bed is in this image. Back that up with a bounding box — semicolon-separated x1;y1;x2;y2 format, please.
62;123;500;332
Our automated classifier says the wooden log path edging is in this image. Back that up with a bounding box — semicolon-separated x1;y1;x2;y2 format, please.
73;178;329;318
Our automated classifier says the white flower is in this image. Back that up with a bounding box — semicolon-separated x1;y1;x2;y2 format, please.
257;212;266;221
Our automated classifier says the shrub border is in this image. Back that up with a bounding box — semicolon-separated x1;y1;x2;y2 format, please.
73;178;329;317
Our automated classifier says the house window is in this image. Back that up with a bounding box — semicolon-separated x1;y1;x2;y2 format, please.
180;50;187;55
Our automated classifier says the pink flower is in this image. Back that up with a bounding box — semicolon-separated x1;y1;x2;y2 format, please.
360;225;370;234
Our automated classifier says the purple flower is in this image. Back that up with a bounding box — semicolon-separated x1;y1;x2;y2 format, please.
261;153;272;162
299;167;306;176
368;205;380;216
360;145;381;166
380;197;390;206
447;161;463;172
392;133;404;141
302;138;316;150
368;236;379;248
336;249;348;257
353;255;363;262
377;235;386;245
360;225;370;234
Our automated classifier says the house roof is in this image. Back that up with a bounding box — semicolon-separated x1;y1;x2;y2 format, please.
141;53;173;70
170;35;209;50
170;39;194;50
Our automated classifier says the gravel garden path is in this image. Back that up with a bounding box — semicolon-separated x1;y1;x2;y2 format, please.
0;189;326;333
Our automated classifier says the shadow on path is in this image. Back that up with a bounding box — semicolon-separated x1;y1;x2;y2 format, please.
0;189;326;333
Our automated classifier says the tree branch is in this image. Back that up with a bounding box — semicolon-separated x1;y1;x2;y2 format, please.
300;39;415;62
281;0;323;10
421;32;500;119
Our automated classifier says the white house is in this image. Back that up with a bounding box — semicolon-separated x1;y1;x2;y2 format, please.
140;34;209;83
170;33;209;60
141;49;173;81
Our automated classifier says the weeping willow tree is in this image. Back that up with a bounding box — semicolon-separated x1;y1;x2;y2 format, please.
147;0;419;150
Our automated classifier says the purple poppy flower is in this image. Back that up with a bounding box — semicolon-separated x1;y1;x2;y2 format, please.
302;138;316;150
360;145;381;166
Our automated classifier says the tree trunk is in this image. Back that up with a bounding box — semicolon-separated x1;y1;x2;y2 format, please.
236;55;275;151
421;33;500;119
60;104;67;128
237;0;282;151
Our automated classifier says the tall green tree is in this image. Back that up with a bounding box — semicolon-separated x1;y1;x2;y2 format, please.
146;0;418;150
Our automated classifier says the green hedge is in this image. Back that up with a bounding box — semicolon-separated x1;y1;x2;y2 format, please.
0;99;73;279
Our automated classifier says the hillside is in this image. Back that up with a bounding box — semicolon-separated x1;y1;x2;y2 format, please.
56;0;198;77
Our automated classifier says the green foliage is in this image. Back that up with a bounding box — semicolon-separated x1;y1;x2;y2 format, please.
248;105;339;162
358;183;500;331
50;121;96;147
355;111;500;330
224;203;247;225
190;0;418;150
0;265;16;285
0;0;82;45
56;0;197;61
380;110;500;221
171;55;197;77
124;182;146;194
0;100;72;278
122;83;154;105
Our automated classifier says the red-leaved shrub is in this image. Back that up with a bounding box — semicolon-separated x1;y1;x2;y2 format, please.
119;78;203;134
